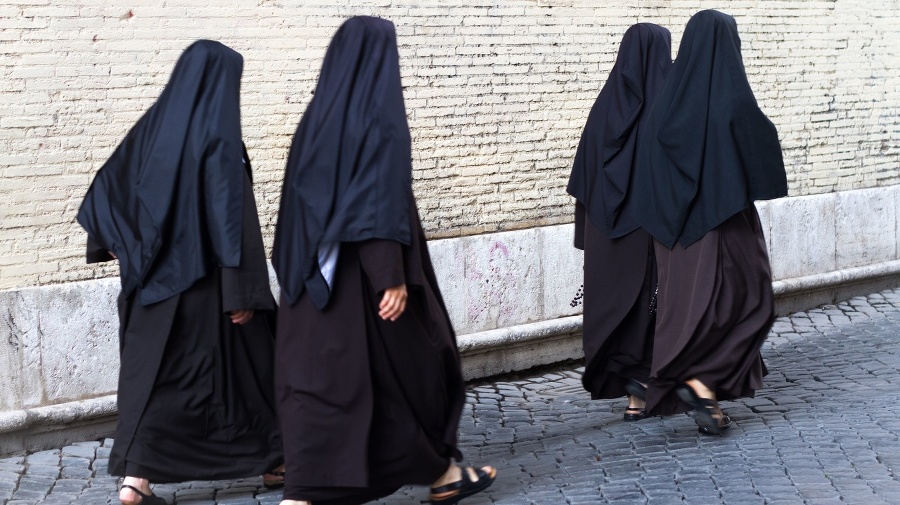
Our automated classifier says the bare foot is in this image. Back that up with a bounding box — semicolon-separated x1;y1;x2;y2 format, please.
279;501;311;505
119;477;151;505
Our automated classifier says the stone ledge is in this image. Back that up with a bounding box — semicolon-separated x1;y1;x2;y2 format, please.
0;394;117;456
458;315;584;380
7;256;900;455
0;394;116;435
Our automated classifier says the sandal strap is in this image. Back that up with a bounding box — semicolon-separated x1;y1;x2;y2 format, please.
121;485;152;499
430;467;486;494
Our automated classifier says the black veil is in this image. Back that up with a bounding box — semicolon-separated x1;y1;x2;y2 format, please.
77;40;246;305
631;10;787;248
567;23;672;237
273;16;412;308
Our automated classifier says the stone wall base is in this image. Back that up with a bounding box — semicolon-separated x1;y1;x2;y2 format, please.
4;265;899;457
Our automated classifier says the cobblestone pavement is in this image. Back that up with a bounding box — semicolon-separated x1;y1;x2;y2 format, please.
3;288;900;505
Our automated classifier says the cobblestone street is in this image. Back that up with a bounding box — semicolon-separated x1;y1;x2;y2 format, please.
3;289;900;505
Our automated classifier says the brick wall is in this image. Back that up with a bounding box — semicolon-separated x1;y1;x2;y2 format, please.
1;0;899;290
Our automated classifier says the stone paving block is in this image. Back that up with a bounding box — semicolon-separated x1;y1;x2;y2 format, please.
60;445;96;460
23;452;59;466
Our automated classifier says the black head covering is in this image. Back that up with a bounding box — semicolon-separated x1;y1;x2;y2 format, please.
273;16;412;308
631;10;788;248
566;23;672;238
77;40;246;305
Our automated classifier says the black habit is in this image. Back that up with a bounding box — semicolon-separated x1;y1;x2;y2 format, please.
77;40;282;481
628;11;788;415
273;17;465;504
566;23;671;399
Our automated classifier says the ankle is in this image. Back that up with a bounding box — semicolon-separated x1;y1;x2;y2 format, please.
685;378;715;400
432;463;460;487
627;396;646;410
121;476;150;494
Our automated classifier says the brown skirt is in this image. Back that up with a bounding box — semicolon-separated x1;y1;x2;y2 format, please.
276;241;464;503
645;206;774;416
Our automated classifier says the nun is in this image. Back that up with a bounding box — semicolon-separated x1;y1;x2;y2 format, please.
77;40;284;505
566;23;671;422
631;10;788;434
273;16;496;505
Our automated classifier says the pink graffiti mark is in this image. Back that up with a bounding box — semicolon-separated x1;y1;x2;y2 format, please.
466;240;516;323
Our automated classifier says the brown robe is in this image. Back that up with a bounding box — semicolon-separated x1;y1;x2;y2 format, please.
645;206;774;416
276;199;465;504
576;203;656;400
104;173;283;482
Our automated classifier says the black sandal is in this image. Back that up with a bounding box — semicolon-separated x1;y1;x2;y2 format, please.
675;384;727;436
262;469;285;490
698;413;732;435
429;466;497;504
623;406;648;422
120;484;168;505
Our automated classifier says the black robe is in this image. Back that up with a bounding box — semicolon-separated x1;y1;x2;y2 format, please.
273;16;465;504
105;171;283;481
77;40;282;480
628;10;787;415
566;24;671;399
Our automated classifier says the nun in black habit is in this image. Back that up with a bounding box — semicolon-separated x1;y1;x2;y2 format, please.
272;16;496;505
566;23;671;422
631;10;788;434
77;40;283;505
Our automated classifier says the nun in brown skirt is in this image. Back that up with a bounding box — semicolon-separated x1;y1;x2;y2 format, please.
566;23;672;422
272;16;496;505
631;10;788;435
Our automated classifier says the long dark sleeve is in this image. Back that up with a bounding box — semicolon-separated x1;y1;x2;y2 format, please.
221;172;275;313
86;236;115;264
574;202;586;250
357;239;406;294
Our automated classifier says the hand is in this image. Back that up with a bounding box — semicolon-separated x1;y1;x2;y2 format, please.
379;284;407;321
230;309;254;325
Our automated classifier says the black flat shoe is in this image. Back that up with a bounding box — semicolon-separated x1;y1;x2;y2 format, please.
623;378;647;401
675;384;726;436
120;484;168;505
623;406;649;422
429;466;497;504
698;413;732;435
